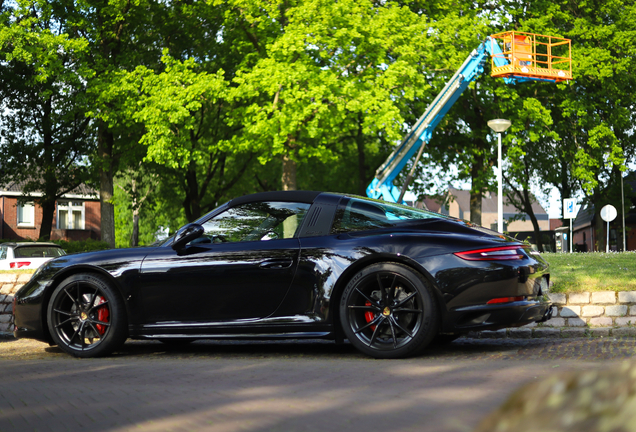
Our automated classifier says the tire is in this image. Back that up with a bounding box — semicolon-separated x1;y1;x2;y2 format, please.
47;273;128;358
340;262;438;359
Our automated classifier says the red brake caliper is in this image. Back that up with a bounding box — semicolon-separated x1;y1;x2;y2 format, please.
96;297;109;336
364;301;377;331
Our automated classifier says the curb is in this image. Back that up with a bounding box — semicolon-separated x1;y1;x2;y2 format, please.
466;326;636;339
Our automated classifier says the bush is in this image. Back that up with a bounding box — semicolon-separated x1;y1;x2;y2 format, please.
52;239;112;254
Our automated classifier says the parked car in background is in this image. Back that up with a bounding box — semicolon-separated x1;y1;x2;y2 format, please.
0;242;66;270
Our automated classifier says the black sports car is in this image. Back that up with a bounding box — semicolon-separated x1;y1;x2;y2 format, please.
13;191;551;359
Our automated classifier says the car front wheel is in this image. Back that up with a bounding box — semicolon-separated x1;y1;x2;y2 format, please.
340;262;438;359
47;273;127;358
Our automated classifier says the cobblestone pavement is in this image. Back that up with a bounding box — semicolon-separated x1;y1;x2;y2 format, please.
1;336;635;432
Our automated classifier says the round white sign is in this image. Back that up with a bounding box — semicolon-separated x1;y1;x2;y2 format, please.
600;204;617;222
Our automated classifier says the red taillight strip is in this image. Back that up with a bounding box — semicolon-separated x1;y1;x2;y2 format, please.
454;245;525;261
9;262;31;269
487;296;525;305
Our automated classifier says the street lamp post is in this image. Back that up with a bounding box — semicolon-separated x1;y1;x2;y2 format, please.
487;119;512;233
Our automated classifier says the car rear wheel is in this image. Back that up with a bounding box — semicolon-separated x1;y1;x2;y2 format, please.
340;262;438;359
47;273;127;358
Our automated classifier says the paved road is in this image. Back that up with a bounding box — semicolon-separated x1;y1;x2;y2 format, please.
1;336;635;432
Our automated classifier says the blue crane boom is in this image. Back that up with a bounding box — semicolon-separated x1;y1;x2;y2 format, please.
366;37;513;203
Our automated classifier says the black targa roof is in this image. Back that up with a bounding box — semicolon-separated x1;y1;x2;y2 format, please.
228;190;325;207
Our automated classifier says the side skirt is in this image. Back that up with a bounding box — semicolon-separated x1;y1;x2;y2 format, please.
132;331;334;340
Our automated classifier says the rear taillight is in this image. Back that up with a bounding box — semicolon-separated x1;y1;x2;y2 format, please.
454;246;526;261
487;296;525;305
9;262;31;269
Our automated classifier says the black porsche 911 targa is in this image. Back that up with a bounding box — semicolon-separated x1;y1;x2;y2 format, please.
13;191;552;359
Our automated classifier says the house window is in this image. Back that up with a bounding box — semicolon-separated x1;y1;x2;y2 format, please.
17;202;35;227
57;201;85;230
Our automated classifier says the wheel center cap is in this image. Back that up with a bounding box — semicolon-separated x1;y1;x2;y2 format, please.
382;307;391;316
80;312;88;321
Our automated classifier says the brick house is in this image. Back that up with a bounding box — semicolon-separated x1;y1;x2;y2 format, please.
420;187;556;250
0;182;101;241
571;173;636;252
420;187;550;232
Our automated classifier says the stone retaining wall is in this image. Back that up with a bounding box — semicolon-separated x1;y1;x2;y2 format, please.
544;291;636;328
0;274;30;334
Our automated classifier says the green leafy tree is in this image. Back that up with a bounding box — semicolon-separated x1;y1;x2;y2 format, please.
385;1;492;224
0;0;93;240
80;0;162;248
229;0;451;191
516;0;636;250
129;54;256;221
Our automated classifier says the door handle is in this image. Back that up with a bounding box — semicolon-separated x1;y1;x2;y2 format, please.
259;259;294;269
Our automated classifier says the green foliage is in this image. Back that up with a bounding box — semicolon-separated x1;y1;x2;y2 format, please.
229;0;438;166
51;239;111;254
113;171;188;248
0;238;111;253
3;0;636;248
0;0;95;239
134;54;230;169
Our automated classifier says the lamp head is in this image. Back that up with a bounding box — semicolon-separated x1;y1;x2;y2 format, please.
488;119;512;133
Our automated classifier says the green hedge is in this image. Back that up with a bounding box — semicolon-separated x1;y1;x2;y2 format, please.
0;238;111;254
51;239;111;254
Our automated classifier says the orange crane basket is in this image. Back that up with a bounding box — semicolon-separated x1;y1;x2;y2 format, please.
490;31;572;83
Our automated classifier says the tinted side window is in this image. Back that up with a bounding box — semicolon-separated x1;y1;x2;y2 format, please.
199;201;311;243
332;199;392;234
332;197;442;234
0;246;7;260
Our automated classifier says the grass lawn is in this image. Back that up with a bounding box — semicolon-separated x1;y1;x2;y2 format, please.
543;252;636;293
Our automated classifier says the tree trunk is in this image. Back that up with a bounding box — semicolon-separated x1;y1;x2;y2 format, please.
39;98;56;241
131;211;140;247
131;177;139;247
356;118;367;196
524;191;544;252
470;190;482;225
469;159;483;226
595;209;605;252
282;153;297;191
99;123;116;248
38;198;56;241
183;161;201;222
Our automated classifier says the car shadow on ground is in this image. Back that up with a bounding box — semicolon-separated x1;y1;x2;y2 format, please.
8;335;629;361
91;337;533;360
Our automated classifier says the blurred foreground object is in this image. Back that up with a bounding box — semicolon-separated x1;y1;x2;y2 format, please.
475;361;636;432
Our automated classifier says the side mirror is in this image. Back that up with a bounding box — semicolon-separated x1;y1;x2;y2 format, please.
171;223;204;251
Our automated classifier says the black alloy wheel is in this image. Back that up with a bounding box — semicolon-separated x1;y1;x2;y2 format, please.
340;262;438;359
47;273;127;358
